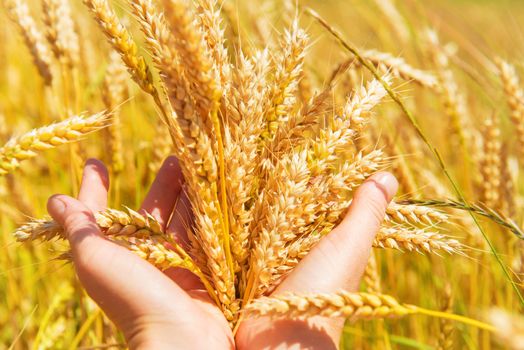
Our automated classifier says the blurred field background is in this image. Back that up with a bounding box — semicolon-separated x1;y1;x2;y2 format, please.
1;0;524;348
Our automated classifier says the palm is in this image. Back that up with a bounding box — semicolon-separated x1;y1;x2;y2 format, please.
59;157;233;348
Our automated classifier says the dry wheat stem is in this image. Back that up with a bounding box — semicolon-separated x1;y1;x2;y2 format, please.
0;112;108;175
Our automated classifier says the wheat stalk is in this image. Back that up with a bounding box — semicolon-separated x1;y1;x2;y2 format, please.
0;112;108;175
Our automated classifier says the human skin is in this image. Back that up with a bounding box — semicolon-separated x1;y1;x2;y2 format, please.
47;157;398;349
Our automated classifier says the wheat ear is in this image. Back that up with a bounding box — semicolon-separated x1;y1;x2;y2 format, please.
262;20;308;140
244;291;415;319
42;0;79;68
14;207;219;304
5;0;53;85
245;291;495;332
0;112;108;175
83;0;157;96
102;51;127;174
496;58;524;161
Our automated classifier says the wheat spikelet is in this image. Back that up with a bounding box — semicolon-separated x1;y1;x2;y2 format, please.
14;207;163;242
306;80;387;177
266;224;461;291
499;144;516;217
247;149;312;294
102;51;127;174
83;0;156;96
262;20;308;140
128;2;234;313
148;121;173;174
127;0;186;117
5;0;53;85
478;113;502;209
244;291;415;320
362;50;437;89
225;51;270;272
496;58;524;160
15;206;219;301
163;0;221;122
0;112;108;175
336;50;437;89
375;227;463;254
195;0;230;87
42;0;79;68
363;252;382;293
385;202;448;227
425;29;469;147
437;286;454;350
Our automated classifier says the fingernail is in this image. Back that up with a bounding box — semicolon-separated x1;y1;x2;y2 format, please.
369;172;398;202
49;195;67;216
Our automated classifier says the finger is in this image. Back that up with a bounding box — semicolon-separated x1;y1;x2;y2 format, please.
78;158;109;213
164;191;203;289
140;156;184;229
47;194;198;332
277;172;398;294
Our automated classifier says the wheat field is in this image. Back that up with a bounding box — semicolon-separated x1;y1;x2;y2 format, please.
0;0;524;348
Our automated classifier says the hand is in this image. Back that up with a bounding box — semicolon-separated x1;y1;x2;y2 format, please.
47;157;397;349
47;158;234;349
235;172;398;350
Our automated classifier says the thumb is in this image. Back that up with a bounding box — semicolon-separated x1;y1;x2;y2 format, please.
277;171;398;294
47;194;102;253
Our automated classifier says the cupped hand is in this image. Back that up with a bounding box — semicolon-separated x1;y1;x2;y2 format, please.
47;157;234;349
47;157;397;349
